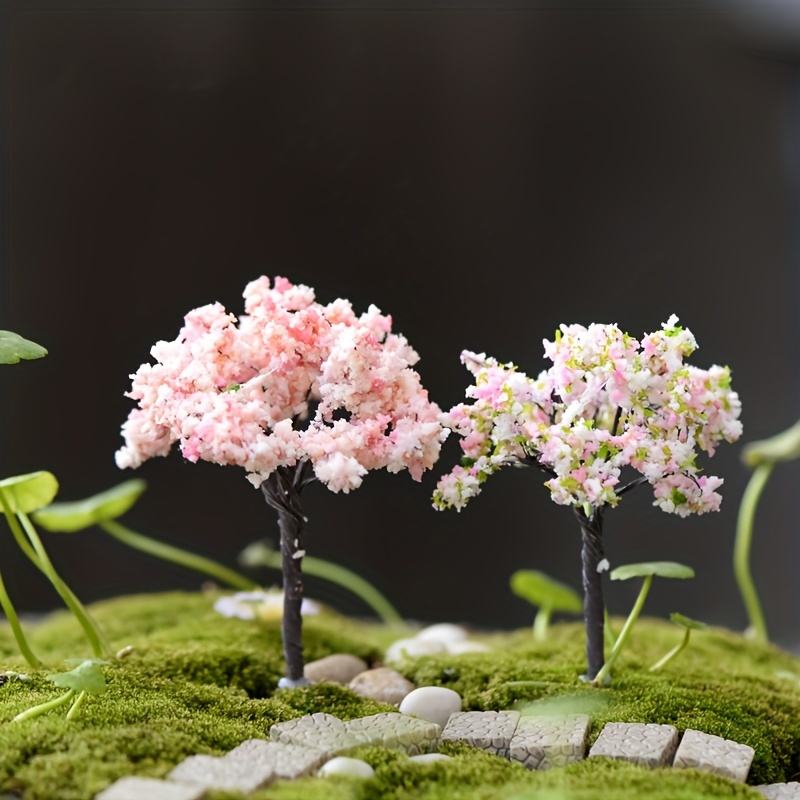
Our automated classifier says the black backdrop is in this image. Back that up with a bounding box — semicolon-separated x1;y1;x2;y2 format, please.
3;1;800;649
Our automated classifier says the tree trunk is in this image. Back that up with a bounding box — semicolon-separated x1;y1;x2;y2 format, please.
574;505;606;681
261;463;312;686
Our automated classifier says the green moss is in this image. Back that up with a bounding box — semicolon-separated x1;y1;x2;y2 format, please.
0;592;798;799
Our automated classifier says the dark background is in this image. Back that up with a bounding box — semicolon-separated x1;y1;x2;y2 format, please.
2;0;800;648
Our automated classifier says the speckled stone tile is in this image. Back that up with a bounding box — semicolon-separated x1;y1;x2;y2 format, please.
95;777;208;800
344;712;442;755
508;714;591;770
269;712;373;758
588;722;679;768
166;754;274;793
225;739;328;779
754;783;800;799
672;729;755;783
440;710;521;758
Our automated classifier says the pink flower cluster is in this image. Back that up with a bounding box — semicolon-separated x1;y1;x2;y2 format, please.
433;315;742;517
116;276;447;493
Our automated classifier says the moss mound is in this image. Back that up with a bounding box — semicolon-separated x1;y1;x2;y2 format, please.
0;590;798;800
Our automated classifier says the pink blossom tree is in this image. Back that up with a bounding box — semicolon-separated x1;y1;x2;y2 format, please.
433;315;742;683
116;276;446;686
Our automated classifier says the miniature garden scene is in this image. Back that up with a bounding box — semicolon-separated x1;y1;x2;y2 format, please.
4;5;800;800
3;272;800;800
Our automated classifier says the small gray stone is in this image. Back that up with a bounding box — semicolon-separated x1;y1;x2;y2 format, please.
349;667;416;705
95;777;207;800
317;757;375;778
398;686;463;729
509;714;591;770
304;654;369;685
589;722;679;768
441;710;521;758
225;739;328;779
269;712;372;758
755;783;800;799
167;754;274;793
344;712;442;755
672;729;755;783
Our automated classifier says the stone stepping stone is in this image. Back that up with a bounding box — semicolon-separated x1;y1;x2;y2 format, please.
269;712;373;759
225;739;328;779
344;712;442;755
95;776;208;800
755;783;800;799
166;753;274;793
508;714;591;771
441;710;521;758
672;729;755;783
588;722;679;768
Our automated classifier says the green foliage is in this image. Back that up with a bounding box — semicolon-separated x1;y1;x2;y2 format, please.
510;569;583;642
0;330;47;364
610;562;695;581
0;593;795;797
510;571;582;613
33;479;147;532
592;562;695;686
0;471;59;515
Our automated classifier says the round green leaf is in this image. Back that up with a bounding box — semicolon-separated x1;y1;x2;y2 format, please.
0;472;59;514
741;419;800;466
47;661;107;695
0;331;47;364
670;612;707;631
510;570;583;612
33;479;147;533
610;561;695;581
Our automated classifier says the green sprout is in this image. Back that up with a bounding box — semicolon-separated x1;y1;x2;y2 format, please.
648;612;707;672
33;479;258;592
0;471;110;664
732;419;800;645
12;659;107;723
509;569;582;641
239;539;404;625
590;561;695;687
0;330;47;364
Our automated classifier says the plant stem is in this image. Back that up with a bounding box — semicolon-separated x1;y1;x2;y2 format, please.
250;546;403;625
65;690;87;720
261;463;311;685
604;608;616;653
592;574;653;687
734;462;772;644
533;607;551;642
14;507;107;658
0;566;41;667
99;520;258;591
13;689;74;723
574;505;606;681
649;628;691;672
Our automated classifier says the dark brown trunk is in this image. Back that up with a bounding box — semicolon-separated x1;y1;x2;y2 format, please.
574;505;606;681
261;462;312;686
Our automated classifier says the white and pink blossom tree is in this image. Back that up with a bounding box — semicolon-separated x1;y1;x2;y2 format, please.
116;276;446;686
433;315;742;683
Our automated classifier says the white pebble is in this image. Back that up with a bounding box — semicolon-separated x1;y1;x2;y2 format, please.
445;640;491;655
317;757;375;778
385;637;446;663
408;753;452;764
415;623;469;644
399;686;463;728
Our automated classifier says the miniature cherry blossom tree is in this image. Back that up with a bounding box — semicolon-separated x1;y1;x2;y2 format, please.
433;315;742;683
116;276;446;686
